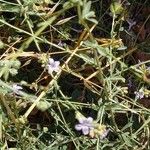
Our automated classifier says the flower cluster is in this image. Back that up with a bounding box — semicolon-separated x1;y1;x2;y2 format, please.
75;111;109;139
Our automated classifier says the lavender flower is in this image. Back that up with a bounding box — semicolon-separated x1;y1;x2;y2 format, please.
75;117;94;135
47;58;60;74
12;84;23;94
75;111;108;139
134;89;144;99
126;19;136;31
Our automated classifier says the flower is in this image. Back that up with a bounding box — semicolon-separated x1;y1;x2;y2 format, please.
134;89;144;99
126;19;136;31
12;84;23;94
47;58;60;74
75;117;94;135
75;111;108;139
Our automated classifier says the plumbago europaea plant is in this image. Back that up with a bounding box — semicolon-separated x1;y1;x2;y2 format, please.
0;0;150;149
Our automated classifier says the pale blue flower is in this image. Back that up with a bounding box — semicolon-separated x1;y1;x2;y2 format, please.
47;58;60;74
75;117;94;135
134;89;144;99
12;84;23;94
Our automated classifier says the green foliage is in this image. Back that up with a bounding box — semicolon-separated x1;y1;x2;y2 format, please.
84;40;110;57
0;0;149;149
0;59;21;80
80;0;98;24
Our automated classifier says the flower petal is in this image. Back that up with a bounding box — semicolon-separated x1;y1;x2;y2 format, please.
48;65;53;74
78;117;85;124
82;126;89;135
48;58;54;64
12;84;23;94
53;66;60;72
54;61;60;66
86;117;93;123
13;84;23;91
75;124;82;131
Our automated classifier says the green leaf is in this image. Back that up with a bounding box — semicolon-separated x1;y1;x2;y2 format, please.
79;53;95;65
81;0;98;24
84;11;95;19
84;40;110;58
96;46;110;57
0;59;21;80
110;2;124;15
0;4;20;13
9;68;18;76
86;17;98;24
82;0;91;17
